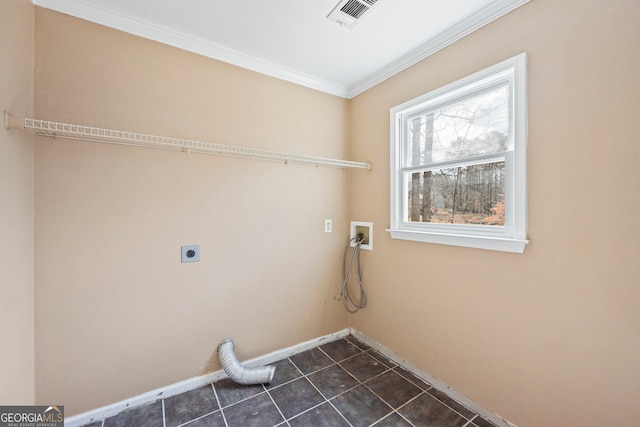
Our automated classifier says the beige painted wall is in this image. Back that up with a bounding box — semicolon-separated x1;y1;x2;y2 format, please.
21;0;640;423
349;0;640;426
33;9;349;414
0;0;35;404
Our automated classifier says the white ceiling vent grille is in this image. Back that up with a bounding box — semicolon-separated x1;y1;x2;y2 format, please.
327;0;383;28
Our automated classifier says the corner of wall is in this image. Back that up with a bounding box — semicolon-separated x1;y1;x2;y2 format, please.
0;0;36;404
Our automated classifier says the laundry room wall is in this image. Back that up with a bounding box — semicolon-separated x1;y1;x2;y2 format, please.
33;8;350;415
348;0;640;426
0;0;35;405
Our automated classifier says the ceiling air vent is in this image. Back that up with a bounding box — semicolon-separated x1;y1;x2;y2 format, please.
327;0;383;28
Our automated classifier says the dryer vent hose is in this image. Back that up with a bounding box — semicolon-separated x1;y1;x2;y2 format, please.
217;338;275;385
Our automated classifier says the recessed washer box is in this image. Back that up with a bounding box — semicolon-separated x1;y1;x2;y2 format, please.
181;245;200;263
350;221;373;250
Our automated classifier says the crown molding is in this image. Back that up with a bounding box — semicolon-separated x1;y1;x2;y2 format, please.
32;0;350;98
32;0;529;100
346;0;531;98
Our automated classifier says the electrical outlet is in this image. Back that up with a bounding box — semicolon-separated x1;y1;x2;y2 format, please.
181;245;200;263
324;219;332;233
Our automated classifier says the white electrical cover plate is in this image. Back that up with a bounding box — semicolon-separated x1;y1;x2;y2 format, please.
181;245;200;263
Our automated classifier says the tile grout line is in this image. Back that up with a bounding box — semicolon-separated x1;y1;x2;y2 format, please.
380;359;482;423
306;342;421;427
281;399;331;425
423;388;480;421
288;354;354;427
264;386;290;427
175;410;220;427
161;398;167;427
169;385;224;427
357;367;421;427
355;336;502;427
368;410;417;427
464;415;479;426
317;345;366;385
215;385;269;411
390;366;435;392
361;379;417;427
276;343;366;394
392;389;477;427
313;344;373;427
315;341;413;427
211;382;230;427
274;358;315;427
317;342;393;388
390;390;428;416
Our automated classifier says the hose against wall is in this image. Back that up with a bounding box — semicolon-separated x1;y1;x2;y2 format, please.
342;237;367;313
217;338;275;385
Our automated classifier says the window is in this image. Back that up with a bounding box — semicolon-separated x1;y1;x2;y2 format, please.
389;53;529;253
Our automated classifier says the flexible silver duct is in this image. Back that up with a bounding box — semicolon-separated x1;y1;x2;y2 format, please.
217;338;275;385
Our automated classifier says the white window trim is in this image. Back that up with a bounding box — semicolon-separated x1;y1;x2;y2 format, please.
388;53;529;253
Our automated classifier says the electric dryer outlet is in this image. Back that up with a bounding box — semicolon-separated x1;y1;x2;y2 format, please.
181;245;200;263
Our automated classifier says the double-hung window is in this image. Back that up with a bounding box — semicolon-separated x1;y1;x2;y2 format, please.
389;53;529;253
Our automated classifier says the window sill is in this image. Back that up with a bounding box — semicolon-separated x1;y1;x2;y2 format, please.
387;229;529;253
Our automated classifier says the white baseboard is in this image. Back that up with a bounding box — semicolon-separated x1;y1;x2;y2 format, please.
65;328;350;427
349;328;517;427
242;328;351;369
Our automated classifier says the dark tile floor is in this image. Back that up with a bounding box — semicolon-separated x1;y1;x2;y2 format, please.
81;335;499;427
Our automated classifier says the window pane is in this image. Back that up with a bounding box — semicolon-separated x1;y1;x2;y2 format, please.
405;85;509;167
406;161;505;225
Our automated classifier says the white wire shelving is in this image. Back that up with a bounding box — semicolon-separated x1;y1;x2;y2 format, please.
4;112;370;170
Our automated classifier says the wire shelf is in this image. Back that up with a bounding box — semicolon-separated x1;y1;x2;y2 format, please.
9;115;370;170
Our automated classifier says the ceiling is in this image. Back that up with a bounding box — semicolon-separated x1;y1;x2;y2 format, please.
32;0;529;98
